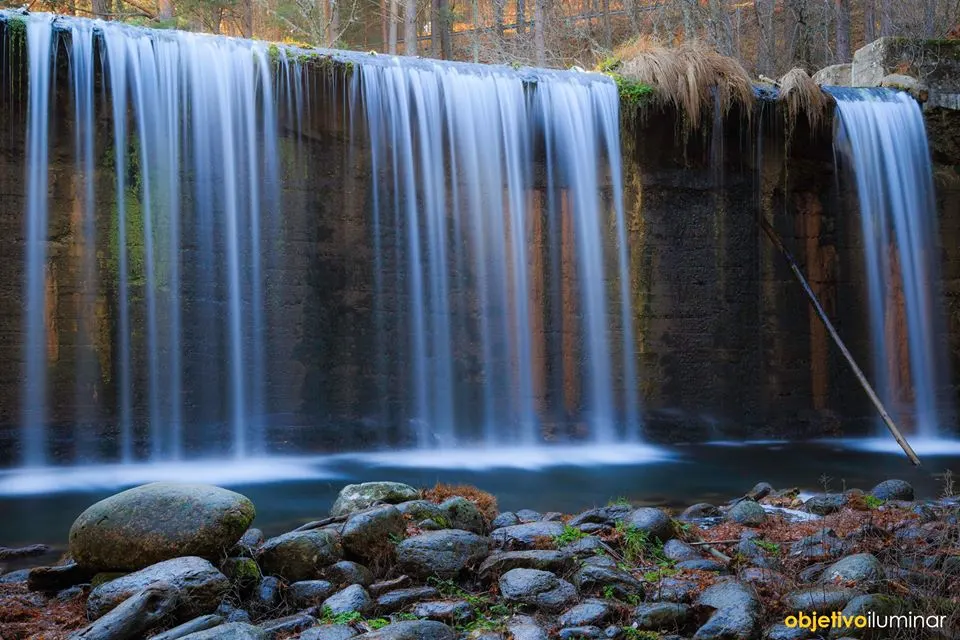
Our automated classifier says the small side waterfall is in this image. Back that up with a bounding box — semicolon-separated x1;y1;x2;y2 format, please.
829;87;953;438
5;12;643;469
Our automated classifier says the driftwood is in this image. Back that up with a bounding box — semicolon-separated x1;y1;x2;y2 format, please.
68;586;177;640
0;544;49;561
688;536;733;563
150;614;224;640
293;514;349;532
759;215;921;467
27;561;97;592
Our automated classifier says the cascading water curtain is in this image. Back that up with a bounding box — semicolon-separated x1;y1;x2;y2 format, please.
357;61;642;447
829;86;954;438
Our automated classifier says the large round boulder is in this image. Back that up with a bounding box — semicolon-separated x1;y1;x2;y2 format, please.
330;482;419;517
69;483;255;572
623;507;675;542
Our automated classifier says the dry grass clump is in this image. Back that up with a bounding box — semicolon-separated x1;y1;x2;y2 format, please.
421;482;499;524
613;36;754;129
778;68;829;132
0;582;87;639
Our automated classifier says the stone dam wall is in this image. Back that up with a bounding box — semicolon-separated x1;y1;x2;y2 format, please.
1;24;960;457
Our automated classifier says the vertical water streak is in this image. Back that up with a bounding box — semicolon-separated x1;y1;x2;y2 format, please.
21;15;54;467
829;87;951;437
102;27;134;462
71;19;97;460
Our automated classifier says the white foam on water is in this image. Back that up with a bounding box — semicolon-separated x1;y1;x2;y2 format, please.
336;443;673;470
0;457;341;496
823;437;960;456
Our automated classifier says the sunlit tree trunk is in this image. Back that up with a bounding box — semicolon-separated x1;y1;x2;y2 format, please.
879;0;892;36
405;0;417;55
494;0;505;38
329;0;340;46
534;0;546;65
242;0;253;37
835;0;850;62
158;0;173;20
389;0;399;53
92;0;110;19
864;0;876;42
602;0;611;49
518;0;526;34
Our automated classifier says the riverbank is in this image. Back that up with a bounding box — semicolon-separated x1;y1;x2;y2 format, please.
0;477;958;639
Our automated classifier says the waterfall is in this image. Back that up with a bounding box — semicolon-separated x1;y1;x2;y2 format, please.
828;87;953;438
6;12;643;469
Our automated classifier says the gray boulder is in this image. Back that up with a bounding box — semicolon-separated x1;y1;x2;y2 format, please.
396;530;490;579
829;594;905;638
411;600;474;623
573;564;644;599
623;508;675;542
325;560;374;587
662;540;700;562
508;623;550;640
558;626;604;639
331;483;419;517
678;504;721;521
784;587;858;612
69;483;255;572
258;530;342;581
632;603;691;631
490;522;566;549
322;584;372;615
478;550;574;579
803;495;847;516
819;554;884;589
300;625;360;640
150;614;224;640
728;500;767;527
178;623;267;640
693;580;759;640
568;505;632;528
441;497;486;533
491;512;520;529
375;586;439;613
499;568;578;612
869;480;913;502
86;556;229;620
352;620;455;640
558;599;615;627
341;505;406;562
289;580;337;607
396;500;445;522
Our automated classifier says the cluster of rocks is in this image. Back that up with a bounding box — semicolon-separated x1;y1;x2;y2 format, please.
1;477;958;640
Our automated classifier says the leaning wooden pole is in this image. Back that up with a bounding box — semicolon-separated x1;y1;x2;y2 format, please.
759;215;922;466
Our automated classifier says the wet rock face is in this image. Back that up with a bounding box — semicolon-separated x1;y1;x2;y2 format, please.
330;483;420;517
396;530;491;579
498;568;578;613
85;556;230;621
257;530;343;582
68;483;256;572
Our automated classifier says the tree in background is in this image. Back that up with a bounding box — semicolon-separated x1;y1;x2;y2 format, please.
2;0;959;73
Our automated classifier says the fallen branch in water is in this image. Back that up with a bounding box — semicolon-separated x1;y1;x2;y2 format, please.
759;215;921;467
0;544;50;561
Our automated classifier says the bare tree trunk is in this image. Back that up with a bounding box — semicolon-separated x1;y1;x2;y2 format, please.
210;7;223;33
439;0;451;58
835;0;850;62
242;0;253;37
517;0;526;33
389;0;399;53
864;0;876;42
381;0;389;51
754;0;775;76
158;0;174;20
924;0;936;37
534;0;546;65
405;0;417;55
602;0;612;49
471;0;479;61
494;0;505;38
92;0;109;19
682;0;696;41
879;0;892;36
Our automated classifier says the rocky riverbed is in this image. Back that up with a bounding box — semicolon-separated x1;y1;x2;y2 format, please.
0;478;957;639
